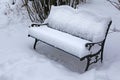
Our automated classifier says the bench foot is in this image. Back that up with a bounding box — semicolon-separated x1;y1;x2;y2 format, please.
33;39;38;49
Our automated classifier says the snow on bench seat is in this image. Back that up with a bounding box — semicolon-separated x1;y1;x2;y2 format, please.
28;25;91;58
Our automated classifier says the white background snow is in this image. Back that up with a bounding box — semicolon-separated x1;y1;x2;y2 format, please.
0;0;120;80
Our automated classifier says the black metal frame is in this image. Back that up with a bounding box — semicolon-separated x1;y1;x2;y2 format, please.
28;21;112;71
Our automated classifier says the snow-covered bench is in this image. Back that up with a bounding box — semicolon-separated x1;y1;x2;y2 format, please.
28;6;112;71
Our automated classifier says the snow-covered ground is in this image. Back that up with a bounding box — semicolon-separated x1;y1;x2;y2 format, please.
0;0;120;80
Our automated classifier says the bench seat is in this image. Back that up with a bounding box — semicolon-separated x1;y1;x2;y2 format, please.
28;25;91;58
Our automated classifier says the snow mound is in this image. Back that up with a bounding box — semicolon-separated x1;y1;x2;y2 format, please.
45;5;111;42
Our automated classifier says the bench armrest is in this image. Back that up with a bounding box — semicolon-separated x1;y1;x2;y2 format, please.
85;40;104;51
86;41;103;47
29;23;48;27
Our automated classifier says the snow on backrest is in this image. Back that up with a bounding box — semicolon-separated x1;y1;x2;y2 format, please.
45;5;111;42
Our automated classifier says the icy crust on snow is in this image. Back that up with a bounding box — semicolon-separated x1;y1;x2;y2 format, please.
45;5;111;42
28;25;90;58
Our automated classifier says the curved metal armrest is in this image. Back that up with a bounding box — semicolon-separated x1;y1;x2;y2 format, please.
81;41;104;61
85;41;104;47
29;23;48;27
85;40;104;51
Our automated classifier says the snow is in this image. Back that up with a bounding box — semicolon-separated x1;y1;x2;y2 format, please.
0;15;9;27
29;25;90;58
45;5;111;42
0;0;120;80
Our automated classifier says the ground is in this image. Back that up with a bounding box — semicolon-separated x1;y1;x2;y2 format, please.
0;0;120;80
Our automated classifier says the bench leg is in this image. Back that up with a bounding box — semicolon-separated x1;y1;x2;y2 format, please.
33;39;38;49
81;52;102;71
101;51;103;63
100;46;104;63
85;57;91;71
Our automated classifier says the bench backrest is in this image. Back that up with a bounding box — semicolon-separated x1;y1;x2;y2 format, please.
45;6;111;42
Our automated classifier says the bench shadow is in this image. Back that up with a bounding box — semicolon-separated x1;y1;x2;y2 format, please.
35;41;101;74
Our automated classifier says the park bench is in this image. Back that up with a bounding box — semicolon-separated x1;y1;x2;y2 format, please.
28;6;112;71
